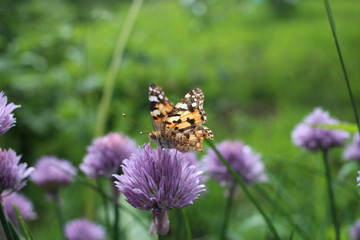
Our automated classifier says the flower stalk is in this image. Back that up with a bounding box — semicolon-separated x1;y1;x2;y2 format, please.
181;208;192;240
219;184;235;240
53;192;65;240
321;149;340;240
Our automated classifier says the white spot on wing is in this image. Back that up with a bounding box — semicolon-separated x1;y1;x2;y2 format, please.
149;96;158;102
176;103;188;109
191;102;197;107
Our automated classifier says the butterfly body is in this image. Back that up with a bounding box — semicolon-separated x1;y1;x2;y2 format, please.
148;83;214;152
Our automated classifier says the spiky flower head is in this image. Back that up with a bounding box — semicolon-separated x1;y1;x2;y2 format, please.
203;140;267;187
113;144;206;235
30;156;77;192
291;107;349;151
350;219;360;240
344;134;360;161
80;132;137;178
0;148;34;193
64;218;106;240
1;191;37;226
0;92;20;135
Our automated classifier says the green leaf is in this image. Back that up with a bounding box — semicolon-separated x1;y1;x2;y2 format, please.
13;205;34;240
313;123;358;132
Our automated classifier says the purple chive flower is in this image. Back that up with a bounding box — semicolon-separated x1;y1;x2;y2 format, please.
350;219;360;240
2;191;36;225
64;218;106;240
291;107;349;152
80;132;137;178
113;144;205;235
30;156;77;192
0;92;20;135
344;134;360;161
203;140;267;187
0;148;34;193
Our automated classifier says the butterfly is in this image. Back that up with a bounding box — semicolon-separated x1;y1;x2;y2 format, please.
148;83;214;152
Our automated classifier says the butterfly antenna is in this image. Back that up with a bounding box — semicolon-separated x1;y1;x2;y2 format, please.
122;113;152;132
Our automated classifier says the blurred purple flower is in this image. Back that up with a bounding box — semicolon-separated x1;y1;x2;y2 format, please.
203;140;267;187
350;219;360;240
113;144;205;235
64;218;106;240
0;148;34;193
0;92;20;135
30;156;77;191
2;191;36;226
344;134;360;161
291;107;349;152
80;132;137;178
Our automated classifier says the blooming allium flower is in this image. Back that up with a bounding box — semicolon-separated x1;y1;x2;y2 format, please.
350;219;360;240
30;156;77;191
203;140;267;186
1;191;36;225
344;134;360;161
64;218;106;240
0;92;20;135
80;132;137;178
0;148;34;193
291;107;349;151
113;144;205;235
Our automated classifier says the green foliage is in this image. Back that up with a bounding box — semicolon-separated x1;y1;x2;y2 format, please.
1;0;360;239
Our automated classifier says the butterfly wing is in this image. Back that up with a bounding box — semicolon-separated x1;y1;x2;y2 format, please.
172;125;214;152
164;88;214;152
164;88;207;131
149;83;174;131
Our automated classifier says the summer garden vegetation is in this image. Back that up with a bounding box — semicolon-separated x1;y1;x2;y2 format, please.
1;0;360;239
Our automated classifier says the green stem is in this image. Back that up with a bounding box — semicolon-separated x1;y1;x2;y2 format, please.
181;209;192;240
94;0;144;137
96;179;110;231
205;139;281;240
0;202;12;240
112;183;120;240
219;184;235;240
321;149;340;240
323;0;360;133
53;192;65;240
113;199;120;240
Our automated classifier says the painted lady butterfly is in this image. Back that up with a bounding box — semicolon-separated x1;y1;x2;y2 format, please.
148;83;214;152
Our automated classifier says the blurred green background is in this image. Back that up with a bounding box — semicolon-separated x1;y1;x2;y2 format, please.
1;0;360;239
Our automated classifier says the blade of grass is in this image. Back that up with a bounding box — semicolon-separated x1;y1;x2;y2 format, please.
205;139;281;240
323;0;360;133
94;0;143;137
13;205;33;240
